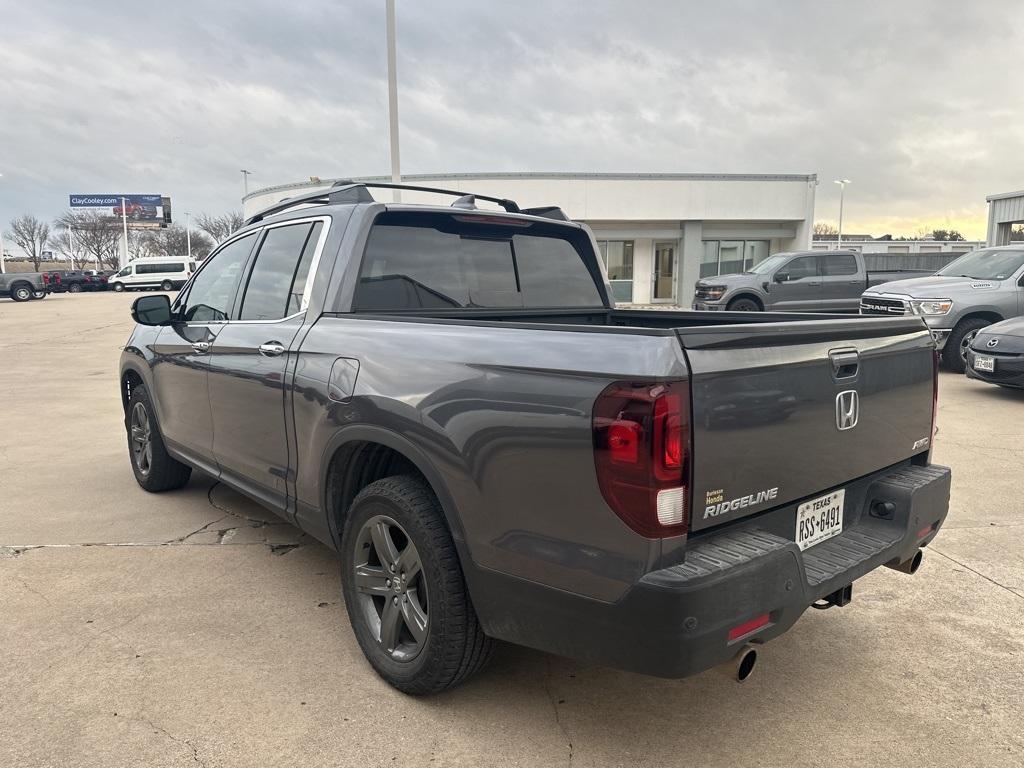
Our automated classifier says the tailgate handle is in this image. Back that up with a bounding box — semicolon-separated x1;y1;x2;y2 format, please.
830;349;860;380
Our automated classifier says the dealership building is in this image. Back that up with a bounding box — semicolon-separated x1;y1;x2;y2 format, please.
243;172;817;305
986;189;1024;245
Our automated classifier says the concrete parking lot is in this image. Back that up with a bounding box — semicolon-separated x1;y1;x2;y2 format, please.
2;291;1022;767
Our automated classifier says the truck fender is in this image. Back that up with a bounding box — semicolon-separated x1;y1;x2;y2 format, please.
317;424;470;553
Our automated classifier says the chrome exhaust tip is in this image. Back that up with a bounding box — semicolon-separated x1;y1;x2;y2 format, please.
887;549;924;575
719;643;758;683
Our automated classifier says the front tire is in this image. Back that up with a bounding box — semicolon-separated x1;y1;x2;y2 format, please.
942;318;991;373
126;383;191;492
727;297;762;312
112;282;125;292
341;476;493;695
31;290;46;300
68;283;82;293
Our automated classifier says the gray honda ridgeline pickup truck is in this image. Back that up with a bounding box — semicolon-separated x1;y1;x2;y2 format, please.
120;181;951;694
862;245;1024;372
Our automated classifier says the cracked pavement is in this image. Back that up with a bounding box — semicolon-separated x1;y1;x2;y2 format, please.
2;292;1023;767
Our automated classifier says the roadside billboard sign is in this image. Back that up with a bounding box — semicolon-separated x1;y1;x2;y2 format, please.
69;194;168;223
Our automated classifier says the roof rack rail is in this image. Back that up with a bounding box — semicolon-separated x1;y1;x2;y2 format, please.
245;180;576;226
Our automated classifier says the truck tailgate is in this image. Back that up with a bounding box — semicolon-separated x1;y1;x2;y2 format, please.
678;317;935;532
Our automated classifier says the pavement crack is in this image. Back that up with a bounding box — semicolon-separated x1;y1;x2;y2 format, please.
136;716;205;767
542;658;574;768
930;548;1024;601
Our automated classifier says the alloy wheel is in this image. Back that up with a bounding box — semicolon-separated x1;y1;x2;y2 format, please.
960;330;980;363
353;515;428;661
130;401;153;476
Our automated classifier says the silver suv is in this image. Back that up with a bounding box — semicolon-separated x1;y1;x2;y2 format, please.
862;245;1024;371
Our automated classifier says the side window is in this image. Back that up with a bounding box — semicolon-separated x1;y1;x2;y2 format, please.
785;256;819;280
117;266;132;277
822;254;858;276
238;222;322;321
180;233;256;322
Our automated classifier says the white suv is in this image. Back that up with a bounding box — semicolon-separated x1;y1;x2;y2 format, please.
110;258;196;292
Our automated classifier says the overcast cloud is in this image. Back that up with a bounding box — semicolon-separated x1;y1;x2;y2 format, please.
2;0;1022;238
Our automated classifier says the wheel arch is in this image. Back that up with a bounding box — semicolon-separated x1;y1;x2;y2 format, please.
726;292;764;311
955;309;1003;326
319;426;468;557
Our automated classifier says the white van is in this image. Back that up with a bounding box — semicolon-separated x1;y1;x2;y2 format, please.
109;258;196;292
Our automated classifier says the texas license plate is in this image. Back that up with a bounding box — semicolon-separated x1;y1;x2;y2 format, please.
795;490;845;551
973;355;995;372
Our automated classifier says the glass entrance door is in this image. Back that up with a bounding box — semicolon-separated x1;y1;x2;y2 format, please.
652;242;676;302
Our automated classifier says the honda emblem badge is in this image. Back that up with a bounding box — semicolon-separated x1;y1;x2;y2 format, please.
836;390;859;431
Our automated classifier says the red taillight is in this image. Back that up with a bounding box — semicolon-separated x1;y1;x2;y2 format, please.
593;380;690;538
728;613;771;642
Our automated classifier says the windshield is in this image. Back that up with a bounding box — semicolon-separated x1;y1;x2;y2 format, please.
746;254;791;275
936;249;1024;280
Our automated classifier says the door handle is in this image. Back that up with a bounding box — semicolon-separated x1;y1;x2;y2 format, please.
807;281;821;286
191;341;211;353
259;342;286;357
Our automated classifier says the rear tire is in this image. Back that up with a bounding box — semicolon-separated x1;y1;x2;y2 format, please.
727;297;761;312
10;284;32;302
125;383;191;492
942;317;991;373
160;280;173;291
340;475;493;695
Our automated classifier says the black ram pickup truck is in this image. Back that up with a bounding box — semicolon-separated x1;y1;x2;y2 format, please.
119;181;951;694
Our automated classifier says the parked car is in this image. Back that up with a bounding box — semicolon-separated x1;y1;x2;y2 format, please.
43;269;104;293
81;269;109;290
963;316;1024;389
861;245;1024;372
0;272;47;301
693;250;927;313
109;258;195;292
119;181;950;694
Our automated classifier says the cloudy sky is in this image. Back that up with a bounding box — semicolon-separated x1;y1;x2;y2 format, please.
2;0;1022;239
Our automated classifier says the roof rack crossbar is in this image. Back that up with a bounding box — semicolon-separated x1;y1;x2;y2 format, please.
246;180;524;225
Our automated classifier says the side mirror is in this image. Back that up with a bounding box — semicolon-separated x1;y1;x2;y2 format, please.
774;272;790;283
132;294;173;326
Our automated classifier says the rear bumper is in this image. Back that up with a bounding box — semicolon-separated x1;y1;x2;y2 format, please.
472;463;951;679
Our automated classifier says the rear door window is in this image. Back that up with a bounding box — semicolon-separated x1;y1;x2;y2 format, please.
353;212;602;311
821;254;858;276
238;221;323;321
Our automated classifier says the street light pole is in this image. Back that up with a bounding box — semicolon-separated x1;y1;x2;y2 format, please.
241;169;252;197
185;211;193;260
386;0;402;202
120;196;130;269
68;224;75;270
834;179;851;250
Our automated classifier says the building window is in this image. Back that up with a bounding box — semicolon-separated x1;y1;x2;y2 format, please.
701;240;770;277
887;245;910;254
597;240;634;302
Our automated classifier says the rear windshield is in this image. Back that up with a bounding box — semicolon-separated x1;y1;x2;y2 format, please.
352;212;604;311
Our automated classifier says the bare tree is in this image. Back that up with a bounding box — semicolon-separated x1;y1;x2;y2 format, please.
6;215;51;271
813;222;839;236
195;211;244;244
55;211;122;270
144;224;213;259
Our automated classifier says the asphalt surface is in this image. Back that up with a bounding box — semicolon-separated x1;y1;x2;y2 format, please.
2;291;1022;767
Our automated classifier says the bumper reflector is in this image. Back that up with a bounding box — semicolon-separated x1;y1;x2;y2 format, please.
728;613;770;642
